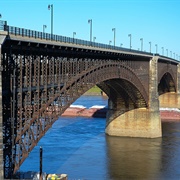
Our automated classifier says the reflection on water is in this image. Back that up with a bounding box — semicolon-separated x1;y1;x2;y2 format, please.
106;136;162;179
106;122;180;180
20;96;180;180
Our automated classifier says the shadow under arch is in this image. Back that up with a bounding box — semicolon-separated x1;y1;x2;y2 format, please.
158;72;178;108
158;72;176;95
97;78;148;125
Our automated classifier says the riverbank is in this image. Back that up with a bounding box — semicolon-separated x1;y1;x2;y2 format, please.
62;105;180;121
160;108;180;122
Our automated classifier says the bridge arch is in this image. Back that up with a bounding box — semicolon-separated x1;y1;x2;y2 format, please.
45;62;148;115
158;71;176;95
158;70;177;108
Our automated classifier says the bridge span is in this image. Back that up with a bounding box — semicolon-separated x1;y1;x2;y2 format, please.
0;20;180;178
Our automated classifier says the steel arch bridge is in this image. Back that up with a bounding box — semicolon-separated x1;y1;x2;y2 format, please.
0;20;180;178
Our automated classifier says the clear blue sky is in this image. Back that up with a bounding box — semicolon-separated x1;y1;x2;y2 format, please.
0;0;180;58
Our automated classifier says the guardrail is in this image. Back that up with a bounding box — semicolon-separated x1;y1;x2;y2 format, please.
0;20;149;54
0;20;177;61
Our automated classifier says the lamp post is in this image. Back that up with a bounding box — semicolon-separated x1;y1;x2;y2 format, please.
93;37;96;42
120;43;123;47
170;51;172;58
48;4;53;39
166;49;168;57
149;42;151;53
73;32;76;43
155;44;158;54
43;25;47;33
88;19;92;43
128;34;132;50
140;38;143;51
162;47;164;55
73;32;76;38
112;28;116;46
109;40;112;45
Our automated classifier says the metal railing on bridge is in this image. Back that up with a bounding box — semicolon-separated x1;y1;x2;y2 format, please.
0;20;154;56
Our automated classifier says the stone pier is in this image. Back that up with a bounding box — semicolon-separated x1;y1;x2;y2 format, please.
105;57;162;138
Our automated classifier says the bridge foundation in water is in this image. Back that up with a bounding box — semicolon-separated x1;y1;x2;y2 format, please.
106;57;162;138
159;92;180;109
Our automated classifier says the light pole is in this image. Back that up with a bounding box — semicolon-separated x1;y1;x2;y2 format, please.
173;53;175;59
166;49;168;57
128;34;132;50
155;44;158;54
73;32;76;43
73;32;76;38
48;4;53;38
162;47;164;55
43;25;47;33
120;43;123;47
112;28;116;46
109;40;112;45
93;37;96;42
88;19;92;43
149;42;151;53
170;51;172;58
140;38;143;51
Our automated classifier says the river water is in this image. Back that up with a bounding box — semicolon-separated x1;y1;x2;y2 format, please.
20;96;180;180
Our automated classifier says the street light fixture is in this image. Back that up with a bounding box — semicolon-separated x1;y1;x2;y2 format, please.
109;40;112;45
170;51;172;58
155;44;158;54
149;42;151;53
43;25;47;33
73;32;76;38
48;4;53;39
166;49;168;57
120;43;123;47
88;19;92;43
140;38;143;51
162;47;164;55
73;32;76;43
93;37;96;42
128;34;132;50
112;28;116;46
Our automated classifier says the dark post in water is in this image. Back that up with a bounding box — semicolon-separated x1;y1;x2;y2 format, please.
40;146;43;180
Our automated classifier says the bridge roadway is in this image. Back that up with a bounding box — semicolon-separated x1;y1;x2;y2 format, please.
0;20;180;178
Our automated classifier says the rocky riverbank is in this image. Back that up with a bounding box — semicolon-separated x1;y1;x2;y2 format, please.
62;105;180;121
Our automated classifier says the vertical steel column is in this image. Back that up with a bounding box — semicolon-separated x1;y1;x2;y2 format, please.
0;33;6;179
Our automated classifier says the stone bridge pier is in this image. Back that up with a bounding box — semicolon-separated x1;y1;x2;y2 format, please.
105;57;162;138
